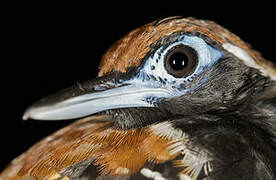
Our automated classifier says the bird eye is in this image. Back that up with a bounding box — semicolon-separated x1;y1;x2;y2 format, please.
164;45;198;78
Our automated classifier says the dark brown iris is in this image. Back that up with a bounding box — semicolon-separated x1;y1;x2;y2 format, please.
164;45;198;78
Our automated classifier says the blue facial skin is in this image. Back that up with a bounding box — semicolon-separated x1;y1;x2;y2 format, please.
126;35;223;104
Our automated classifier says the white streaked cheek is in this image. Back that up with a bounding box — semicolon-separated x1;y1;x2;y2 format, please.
223;43;276;81
150;121;213;179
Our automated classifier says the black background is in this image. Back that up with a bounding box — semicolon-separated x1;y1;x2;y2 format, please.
1;3;276;171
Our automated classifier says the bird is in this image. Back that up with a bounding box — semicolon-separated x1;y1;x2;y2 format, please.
1;16;276;180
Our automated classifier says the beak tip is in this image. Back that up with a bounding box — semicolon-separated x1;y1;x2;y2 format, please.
22;107;49;121
22;113;29;121
22;106;39;120
22;109;31;120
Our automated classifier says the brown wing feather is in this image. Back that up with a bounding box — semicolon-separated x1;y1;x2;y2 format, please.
0;115;181;179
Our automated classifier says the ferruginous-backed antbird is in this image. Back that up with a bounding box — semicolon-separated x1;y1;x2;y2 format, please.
1;17;276;180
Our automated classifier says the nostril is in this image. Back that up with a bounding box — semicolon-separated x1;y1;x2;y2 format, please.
93;84;110;91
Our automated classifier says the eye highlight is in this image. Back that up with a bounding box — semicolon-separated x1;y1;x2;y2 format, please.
164;45;198;78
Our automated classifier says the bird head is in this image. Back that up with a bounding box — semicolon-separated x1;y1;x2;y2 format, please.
2;17;274;180
23;17;276;132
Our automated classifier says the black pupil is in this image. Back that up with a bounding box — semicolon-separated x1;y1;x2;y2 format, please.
169;52;188;71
